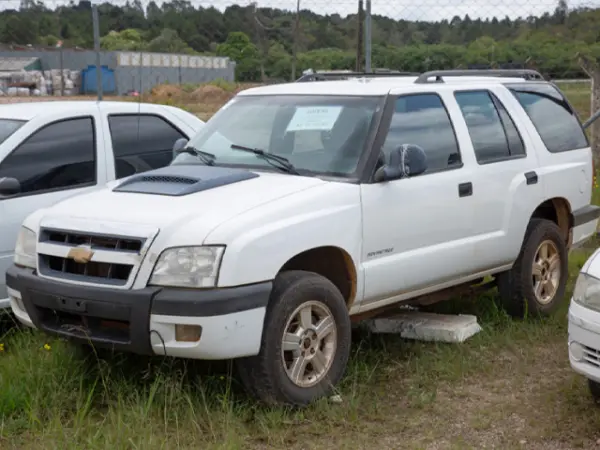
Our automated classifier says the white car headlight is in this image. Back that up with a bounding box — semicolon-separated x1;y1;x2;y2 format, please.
149;246;225;288
573;272;600;312
14;226;37;269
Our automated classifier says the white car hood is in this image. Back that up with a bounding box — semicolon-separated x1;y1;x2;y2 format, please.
41;166;327;240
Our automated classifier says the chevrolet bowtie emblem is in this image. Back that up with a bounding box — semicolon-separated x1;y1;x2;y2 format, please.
67;245;94;264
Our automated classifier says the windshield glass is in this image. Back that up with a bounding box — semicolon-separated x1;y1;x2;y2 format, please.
173;95;383;177
0;119;26;145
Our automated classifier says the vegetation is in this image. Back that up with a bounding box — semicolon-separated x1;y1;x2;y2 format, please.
3;1;600;81
1;83;600;448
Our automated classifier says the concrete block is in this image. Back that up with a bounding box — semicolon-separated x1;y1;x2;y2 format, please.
365;312;482;343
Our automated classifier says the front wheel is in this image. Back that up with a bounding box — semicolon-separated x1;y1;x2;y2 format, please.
236;270;352;406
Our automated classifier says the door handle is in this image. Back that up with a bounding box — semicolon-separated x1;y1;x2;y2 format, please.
458;182;473;197
525;171;538;185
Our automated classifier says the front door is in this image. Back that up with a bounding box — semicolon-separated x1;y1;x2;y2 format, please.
360;92;477;307
0;115;106;303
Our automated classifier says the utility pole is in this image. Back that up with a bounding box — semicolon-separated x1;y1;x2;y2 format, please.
92;4;103;100
364;0;371;73
355;0;364;72
291;0;301;81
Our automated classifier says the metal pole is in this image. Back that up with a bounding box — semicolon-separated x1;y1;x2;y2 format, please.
92;4;103;100
59;47;64;96
583;107;600;130
365;0;371;73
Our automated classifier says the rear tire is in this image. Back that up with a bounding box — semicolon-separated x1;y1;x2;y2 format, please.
236;270;352;406
497;219;568;318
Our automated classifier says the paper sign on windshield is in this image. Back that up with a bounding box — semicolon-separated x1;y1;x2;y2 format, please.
286;106;343;132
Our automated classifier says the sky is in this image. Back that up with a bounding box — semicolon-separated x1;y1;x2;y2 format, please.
6;0;600;21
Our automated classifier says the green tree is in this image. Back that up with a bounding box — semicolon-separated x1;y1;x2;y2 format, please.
216;32;260;81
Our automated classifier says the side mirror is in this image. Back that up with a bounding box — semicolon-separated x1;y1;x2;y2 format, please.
0;177;20;197
172;138;189;158
374;144;427;182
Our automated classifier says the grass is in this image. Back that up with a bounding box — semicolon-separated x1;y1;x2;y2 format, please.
1;82;600;449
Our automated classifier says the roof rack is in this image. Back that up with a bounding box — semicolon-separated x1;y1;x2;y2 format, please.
296;70;419;82
414;69;545;84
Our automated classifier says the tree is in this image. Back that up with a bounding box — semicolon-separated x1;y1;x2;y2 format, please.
101;29;144;51
216;31;260;81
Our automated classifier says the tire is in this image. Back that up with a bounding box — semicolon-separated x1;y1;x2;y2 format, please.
235;270;352;406
497;218;568;318
589;379;600;404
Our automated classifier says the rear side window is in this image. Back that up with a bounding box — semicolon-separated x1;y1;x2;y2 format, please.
509;83;588;153
455;90;525;164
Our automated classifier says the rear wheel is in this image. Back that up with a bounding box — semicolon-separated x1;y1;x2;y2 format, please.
236;270;352;406
497;219;568;318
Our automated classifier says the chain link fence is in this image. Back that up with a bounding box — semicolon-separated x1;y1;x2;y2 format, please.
0;0;598;121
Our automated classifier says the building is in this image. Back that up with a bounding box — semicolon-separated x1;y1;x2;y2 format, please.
0;48;235;96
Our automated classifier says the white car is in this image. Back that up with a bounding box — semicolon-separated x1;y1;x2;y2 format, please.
568;250;600;401
6;70;600;406
0;101;204;309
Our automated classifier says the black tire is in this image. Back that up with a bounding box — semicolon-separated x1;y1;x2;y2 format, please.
497;218;568;318
589;379;600;404
235;270;352;406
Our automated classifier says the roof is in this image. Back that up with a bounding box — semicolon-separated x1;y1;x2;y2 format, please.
237;76;539;97
0;101;169;121
0;56;39;72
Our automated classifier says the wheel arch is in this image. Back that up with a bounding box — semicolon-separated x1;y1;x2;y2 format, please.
277;246;357;310
529;197;572;245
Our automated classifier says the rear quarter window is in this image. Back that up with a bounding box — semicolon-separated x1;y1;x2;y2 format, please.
508;83;588;153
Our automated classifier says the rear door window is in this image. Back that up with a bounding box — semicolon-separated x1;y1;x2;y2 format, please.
108;114;188;179
454;90;525;164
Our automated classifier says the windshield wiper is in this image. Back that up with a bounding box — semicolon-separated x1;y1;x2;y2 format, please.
179;146;216;166
230;144;299;175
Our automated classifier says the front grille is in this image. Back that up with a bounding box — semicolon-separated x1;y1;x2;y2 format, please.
37;228;146;286
43;229;143;252
583;345;600;367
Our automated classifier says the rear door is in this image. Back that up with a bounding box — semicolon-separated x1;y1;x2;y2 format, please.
449;86;546;270
0;109;107;302
505;82;594;246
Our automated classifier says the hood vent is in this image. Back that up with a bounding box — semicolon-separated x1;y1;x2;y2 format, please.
139;175;197;184
113;165;259;197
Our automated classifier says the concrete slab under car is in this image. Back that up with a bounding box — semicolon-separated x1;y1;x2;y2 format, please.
364;311;482;343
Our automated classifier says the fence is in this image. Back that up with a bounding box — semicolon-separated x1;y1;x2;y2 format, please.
0;0;599;150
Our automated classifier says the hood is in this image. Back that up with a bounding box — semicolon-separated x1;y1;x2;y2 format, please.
42;165;328;238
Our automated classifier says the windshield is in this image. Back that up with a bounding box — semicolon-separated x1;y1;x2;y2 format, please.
0;119;26;145
173;95;383;177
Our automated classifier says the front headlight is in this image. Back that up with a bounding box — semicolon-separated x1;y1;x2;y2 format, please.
14;226;36;269
149;246;225;288
573;272;600;312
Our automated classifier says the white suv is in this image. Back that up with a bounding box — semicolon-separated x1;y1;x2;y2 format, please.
7;70;600;406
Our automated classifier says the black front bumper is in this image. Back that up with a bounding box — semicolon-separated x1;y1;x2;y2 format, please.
6;265;272;355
